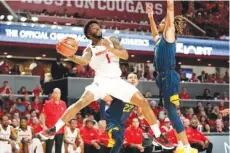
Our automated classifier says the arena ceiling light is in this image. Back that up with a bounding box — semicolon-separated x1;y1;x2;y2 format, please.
6;55;12;58
178;62;182;65
42;54;46;57
31;16;38;22
131;55;135;57
66;23;71;26
4;52;7;55
197;59;201;61
7;15;13;21
35;57;41;60
0;15;4;20
20;16;27;22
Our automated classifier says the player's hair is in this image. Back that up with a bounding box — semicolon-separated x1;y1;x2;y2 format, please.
174;15;184;35
20;117;28;122
69;119;77;124
84;20;100;39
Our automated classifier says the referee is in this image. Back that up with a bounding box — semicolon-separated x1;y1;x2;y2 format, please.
40;88;67;153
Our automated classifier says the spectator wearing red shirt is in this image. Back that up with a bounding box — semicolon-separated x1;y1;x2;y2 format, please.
124;118;144;153
218;101;226;111
23;103;32;116
179;87;189;99
186;119;213;153
17;86;28;95
160;118;178;145
80;119;100;153
76;112;83;128
33;84;43;96
0;81;12;94
30;116;43;134
98;120;111;153
189;73;199;82
32;61;45;85
31;96;43;114
0;107;4;117
40;88;67;153
23;94;31;106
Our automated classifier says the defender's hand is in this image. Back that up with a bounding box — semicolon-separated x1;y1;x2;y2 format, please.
146;4;154;18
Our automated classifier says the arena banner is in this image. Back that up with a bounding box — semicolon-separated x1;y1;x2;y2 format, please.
0;22;229;56
7;0;181;23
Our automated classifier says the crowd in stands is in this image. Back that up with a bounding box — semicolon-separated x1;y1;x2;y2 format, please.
0;76;228;153
182;1;229;38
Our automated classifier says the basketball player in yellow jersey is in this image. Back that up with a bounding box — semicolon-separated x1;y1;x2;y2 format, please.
40;20;171;147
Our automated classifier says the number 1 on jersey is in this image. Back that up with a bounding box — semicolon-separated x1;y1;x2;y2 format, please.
106;54;111;63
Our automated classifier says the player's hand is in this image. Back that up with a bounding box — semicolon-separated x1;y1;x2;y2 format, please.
137;145;144;152
146;4;153;18
93;143;100;150
72;143;77;150
103;95;113;104
200;141;205;149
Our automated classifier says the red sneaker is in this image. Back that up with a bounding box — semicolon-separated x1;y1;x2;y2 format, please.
152;134;175;150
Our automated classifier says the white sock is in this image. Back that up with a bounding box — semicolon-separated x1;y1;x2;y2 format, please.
150;124;161;138
55;119;65;132
184;144;191;153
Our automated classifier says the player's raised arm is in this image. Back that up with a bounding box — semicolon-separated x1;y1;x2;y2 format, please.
163;0;176;43
68;47;92;65
146;4;159;42
104;36;129;60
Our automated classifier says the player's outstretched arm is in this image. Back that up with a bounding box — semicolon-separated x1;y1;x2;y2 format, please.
104;36;129;60
68;48;92;65
146;4;159;42
163;0;176;43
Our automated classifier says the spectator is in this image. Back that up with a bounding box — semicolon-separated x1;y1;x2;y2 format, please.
180;73;189;81
198;71;207;82
64;119;83;153
51;56;67;80
31;96;43;114
0;60;10;74
221;92;229;100
11;118;19;128
189;73;199;82
199;115;208;127
76;112;83;128
223;71;229;83
185;108;194;120
23;94;31;106
209;106;219;120
98;120;110;153
32;61;45;85
33;84;43;96
4;93;15;111
0;115;19;153
179;87;189;99
124;118;144;153
160;118;178;146
30;116;43;134
202;89;213;100
218;101;226;111
150;100;160;118
9;103;20;115
203;124;211;133
205;103;213;117
16;98;25;113
0;81;12;94
11;64;21;75
144;91;152;98
40;88;67;153
213;92;220;100
80;118;100;153
194;101;203;114
18;86;28;95
211;119;228;133
0;107;4;117
144;65;152;80
187;119;213;153
23;104;32;116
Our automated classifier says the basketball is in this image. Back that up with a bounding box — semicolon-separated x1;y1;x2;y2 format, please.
56;37;78;57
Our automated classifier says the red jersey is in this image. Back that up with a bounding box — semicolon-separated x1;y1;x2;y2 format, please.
33;88;42;96
0;87;12;94
160;126;178;145
124;126;143;145
42;99;67;134
80;127;99;145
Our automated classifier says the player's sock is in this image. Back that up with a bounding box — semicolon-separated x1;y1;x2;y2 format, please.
54;119;65;132
184;144;191;153
150;124;161;138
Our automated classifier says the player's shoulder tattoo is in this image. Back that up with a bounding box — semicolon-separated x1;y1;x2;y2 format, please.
109;36;125;50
